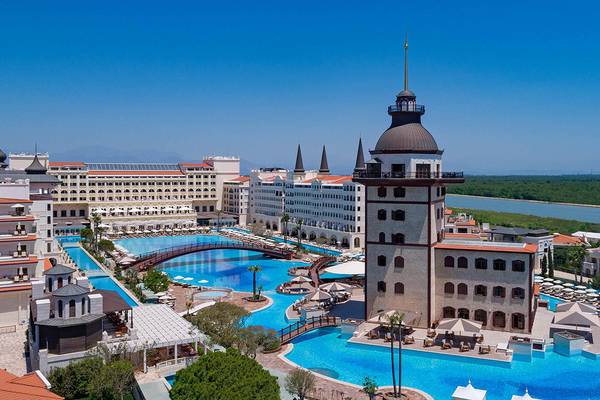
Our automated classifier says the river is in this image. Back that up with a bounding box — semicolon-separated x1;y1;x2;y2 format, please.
446;194;600;224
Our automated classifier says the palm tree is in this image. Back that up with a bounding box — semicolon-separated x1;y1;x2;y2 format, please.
295;218;304;248
89;213;103;251
385;311;405;398
281;213;290;243
216;209;222;232
247;265;262;299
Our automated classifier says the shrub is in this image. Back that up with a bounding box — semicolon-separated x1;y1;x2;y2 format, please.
190;302;249;348
143;269;169;293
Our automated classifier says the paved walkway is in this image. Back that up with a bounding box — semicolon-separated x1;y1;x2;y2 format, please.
0;326;28;375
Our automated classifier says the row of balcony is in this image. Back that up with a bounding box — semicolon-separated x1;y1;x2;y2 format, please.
352;170;464;180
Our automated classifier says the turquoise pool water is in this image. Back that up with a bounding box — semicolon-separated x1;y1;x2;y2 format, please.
285;327;600;400
165;374;175;387
539;293;565;312
63;245;138;307
270;236;342;256
116;234;309;330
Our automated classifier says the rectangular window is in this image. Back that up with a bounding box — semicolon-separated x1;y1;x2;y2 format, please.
61;210;67;217
416;164;431;178
79;210;85;217
70;210;76;217
47;216;51;224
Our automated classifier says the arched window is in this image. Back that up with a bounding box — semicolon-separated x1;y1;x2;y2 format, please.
57;277;64;288
475;258;488;270
475;285;487;296
392;233;405;244
493;259;506;271
512;260;525;272
87;298;91;314
512;287;525;299
377;209;387;220
457;308;469;319
69;300;76;318
392;210;405;221
444;256;455;268
377;187;387;197
379;232;386;243
457;283;468;295
444;282;455;294
394;282;404;295
474;309;487;326
493;311;506;328
493;286;506;298
443;306;456;318
81;298;86;315
48;278;53;292
377;255;387;266
394;256;404;269
58;300;63;318
393;187;406;198
377;281;386;293
457;257;468;269
512;313;525;330
354;237;360;248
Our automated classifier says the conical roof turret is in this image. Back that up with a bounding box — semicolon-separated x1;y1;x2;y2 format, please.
319;145;330;175
294;144;305;173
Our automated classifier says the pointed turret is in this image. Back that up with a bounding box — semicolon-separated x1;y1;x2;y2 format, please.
0;147;7;170
25;146;47;175
294;144;305;173
354;138;365;172
319;145;330;175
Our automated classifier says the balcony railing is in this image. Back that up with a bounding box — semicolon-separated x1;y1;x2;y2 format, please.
387;104;425;114
353;171;464;180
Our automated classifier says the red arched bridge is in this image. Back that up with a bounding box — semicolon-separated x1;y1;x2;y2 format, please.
279;316;342;344
129;241;294;271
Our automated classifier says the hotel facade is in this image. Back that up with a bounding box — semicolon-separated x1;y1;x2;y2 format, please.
249;146;365;250
46;156;239;233
354;42;538;333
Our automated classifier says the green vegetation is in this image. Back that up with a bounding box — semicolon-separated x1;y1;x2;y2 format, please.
170;349;280;400
143;269;169;293
452;208;600;234
284;368;316;400
189;302;250;348
448;175;600;206
247;265;262;300
48;357;134;400
98;239;115;253
362;377;379;400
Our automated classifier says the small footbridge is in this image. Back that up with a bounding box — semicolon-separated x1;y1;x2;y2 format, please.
278;316;341;344
129;241;294;271
308;256;337;287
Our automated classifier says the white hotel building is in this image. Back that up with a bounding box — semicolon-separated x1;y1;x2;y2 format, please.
46;156;239;233
249;145;365;250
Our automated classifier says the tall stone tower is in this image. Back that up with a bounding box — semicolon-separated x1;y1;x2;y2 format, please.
353;37;464;328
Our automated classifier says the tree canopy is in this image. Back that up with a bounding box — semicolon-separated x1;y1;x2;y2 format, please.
190;302;250;348
170;349;280;400
143;269;170;293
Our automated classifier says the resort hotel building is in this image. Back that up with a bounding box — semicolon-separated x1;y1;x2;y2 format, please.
46;156;240;234
249;145;365;250
354;40;539;333
0;149;60;329
222;175;250;226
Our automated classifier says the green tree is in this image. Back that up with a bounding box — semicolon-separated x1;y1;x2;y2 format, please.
567;245;587;283
143;269;170;293
385;311;405;399
48;357;104;399
362;376;379;400
591;274;600;290
98;239;115;253
170;349;280;400
548;248;555;278
284;368;316;400
190;302;249;348
295;218;304;247
89;213;104;251
88;359;134;400
80;227;94;243
247;265;262;299
541;254;548;277
281;213;290;243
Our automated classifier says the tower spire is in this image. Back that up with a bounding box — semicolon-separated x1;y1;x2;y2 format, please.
353;138;365;172
294;144;305;173
404;33;409;92
319;145;330;175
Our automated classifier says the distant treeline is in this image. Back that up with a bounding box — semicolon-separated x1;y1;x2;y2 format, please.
447;175;600;206
452;207;600;235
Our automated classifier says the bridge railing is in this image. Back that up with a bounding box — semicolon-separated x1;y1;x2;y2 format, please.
278;315;341;343
135;240;292;261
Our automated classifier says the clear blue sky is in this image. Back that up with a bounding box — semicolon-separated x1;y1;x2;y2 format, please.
1;1;599;174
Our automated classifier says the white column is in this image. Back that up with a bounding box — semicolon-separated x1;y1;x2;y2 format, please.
143;348;147;373
174;344;178;363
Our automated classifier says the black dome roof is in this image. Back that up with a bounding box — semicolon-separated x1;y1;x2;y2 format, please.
0;148;6;163
374;123;439;153
25;154;47;174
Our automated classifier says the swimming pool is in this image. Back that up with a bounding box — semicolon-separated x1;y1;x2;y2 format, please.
269;236;342;257
116;234;309;330
63;245;138;307
285;327;600;400
539;293;565;312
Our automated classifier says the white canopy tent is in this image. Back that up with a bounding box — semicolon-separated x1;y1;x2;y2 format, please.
511;389;540;400
452;380;487;400
323;261;365;276
437;318;482;334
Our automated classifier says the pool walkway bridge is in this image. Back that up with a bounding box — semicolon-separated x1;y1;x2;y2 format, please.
129;241;295;271
278;315;342;344
308;256;338;287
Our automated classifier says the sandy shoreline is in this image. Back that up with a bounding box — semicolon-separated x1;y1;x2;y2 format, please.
447;193;600;209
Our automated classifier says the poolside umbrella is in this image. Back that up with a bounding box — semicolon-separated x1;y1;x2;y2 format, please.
575;289;587;294
198;279;209;284
367;310;406;326
562;288;574;293
173;276;184;280
586;288;598;293
541;282;553;287
543;277;554;282
551;284;563;290
436;318;482;334
553;280;563;284
587;293;599;298
118;256;136;265
304;290;332;302
533;277;544;282
554;310;600;327
563;283;574;288
183;277;194;281
575;285;587;290
320;282;352;292
291;276;312;283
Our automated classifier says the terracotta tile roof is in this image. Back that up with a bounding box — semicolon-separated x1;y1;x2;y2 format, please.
302;175;352;184
88;170;184;176
43;258;53;271
553;233;585;246
435;242;537;254
455;219;477;226
0;234;36;243
48;161;85;167
179;162;212;168
0;216;35;223
0;283;32;293
0;198;32;204
0;256;38;266
444;208;453;215
227;176;250;183
0;369;63;399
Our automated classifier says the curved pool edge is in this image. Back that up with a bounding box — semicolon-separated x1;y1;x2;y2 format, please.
250;294;274;313
277;343;434;400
